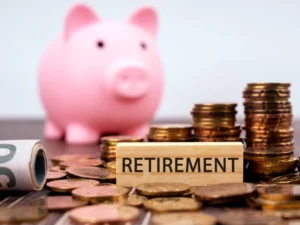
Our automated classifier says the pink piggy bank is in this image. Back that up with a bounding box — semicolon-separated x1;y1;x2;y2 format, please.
38;3;164;144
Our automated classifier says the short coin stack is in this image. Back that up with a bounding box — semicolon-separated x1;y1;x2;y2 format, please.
249;184;300;211
148;124;193;142
100;136;144;162
243;83;297;180
191;103;241;142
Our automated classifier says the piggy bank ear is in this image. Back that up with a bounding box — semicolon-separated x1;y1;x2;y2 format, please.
128;7;158;37
64;3;99;41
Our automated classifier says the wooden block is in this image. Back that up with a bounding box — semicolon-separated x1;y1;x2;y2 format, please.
116;142;244;187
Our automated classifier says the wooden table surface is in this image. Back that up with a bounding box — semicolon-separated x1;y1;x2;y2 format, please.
0;120;299;225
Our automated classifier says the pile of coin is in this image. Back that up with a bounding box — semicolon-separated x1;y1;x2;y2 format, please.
191;103;241;142
148;124;193;141
243;83;296;180
100;135;144;161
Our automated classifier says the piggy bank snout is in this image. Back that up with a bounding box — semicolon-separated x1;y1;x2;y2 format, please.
112;66;149;99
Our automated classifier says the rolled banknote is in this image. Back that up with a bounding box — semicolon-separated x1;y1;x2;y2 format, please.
0;140;48;191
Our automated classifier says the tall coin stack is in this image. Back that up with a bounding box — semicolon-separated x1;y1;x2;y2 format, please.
191;103;241;142
148;124;193;142
243;83;297;180
100;136;144;162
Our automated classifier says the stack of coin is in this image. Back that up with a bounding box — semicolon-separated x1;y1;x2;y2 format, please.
148;124;193;142
100;136;144;161
243;83;296;180
248;184;300;211
191;103;241;142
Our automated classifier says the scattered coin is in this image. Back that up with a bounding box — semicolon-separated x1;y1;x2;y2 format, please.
136;182;190;197
125;194;147;207
46;179;99;193
59;158;104;169
194;183;256;204
51;154;97;165
218;210;283;225
46;171;67;181
0;206;48;223
181;186;197;197
72;185;129;203
49;166;65;172
151;212;217;225
257;184;300;201
269;173;300;184
143;197;202;213
65;166;116;181
46;196;88;211
273;210;300;219
69;204;140;224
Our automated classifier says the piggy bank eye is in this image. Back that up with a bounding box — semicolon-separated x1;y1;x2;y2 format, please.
97;41;105;48
140;42;147;50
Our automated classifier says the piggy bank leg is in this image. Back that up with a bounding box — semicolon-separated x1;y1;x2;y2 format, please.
65;123;99;144
123;123;149;138
44;120;63;140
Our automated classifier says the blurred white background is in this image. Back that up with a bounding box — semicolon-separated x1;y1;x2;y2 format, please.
0;0;299;120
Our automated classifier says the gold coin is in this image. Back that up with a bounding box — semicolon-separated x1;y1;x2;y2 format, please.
143;197;202;213
46;171;67;181
49;166;65;173
46;196;88;211
69;204;140;225
66;166;116;181
195;137;241;142
248;167;296;176
72;186;129;203
248;158;297;174
148;137;192;142
101;144;117;150
194;183;256;204
0;206;48;223
136;182;190;197
59;158;104;169
246;141;294;148
244;109;292;114
245;154;292;162
105;161;116;171
193;103;237;109
51;154;97;165
149;124;193;130
125;194;148;207
46;179;99;193
246;146;294;151
246;82;290;88
151;212;217;225
244;148;294;156
243;88;290;94
245;113;292;119
101;135;144;144
194;128;241;137
258;184;300;201
273;209;300;219
259;198;300;210
246;127;293;135
269;173;300;184
218;210;283;225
